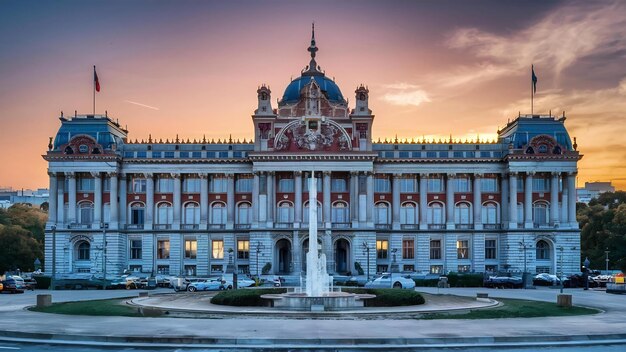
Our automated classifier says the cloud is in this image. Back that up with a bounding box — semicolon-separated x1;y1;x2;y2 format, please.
381;83;431;107
440;1;626;87
124;100;159;110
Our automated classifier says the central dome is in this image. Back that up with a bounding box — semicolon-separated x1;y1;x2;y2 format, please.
281;75;345;104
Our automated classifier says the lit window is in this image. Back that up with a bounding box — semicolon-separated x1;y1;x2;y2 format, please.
212;240;224;259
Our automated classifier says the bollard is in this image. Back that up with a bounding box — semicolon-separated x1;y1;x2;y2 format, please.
138;291;149;298
556;294;572;307
36;294;52;308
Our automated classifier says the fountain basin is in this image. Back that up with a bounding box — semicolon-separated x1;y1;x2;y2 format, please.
261;291;375;311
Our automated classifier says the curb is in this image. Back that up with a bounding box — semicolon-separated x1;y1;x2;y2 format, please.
1;329;626;349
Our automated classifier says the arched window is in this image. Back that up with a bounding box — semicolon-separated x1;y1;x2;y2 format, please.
303;201;322;223
130;203;145;225
237;202;252;225
155;202;173;224
454;202;472;224
78;202;94;224
536;240;550;260
481;202;498;224
76;241;90;260
400;202;418;225
427;202;444;224
331;201;349;224
277;201;294;223
533;202;549;226
183;202;200;225
211;202;227;225
374;202;389;224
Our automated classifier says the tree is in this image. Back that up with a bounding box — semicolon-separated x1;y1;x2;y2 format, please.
0;225;43;274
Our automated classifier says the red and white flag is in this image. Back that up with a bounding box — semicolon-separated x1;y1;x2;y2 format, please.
94;66;100;92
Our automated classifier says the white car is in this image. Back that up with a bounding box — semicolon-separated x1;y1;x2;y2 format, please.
222;276;256;289
365;274;416;289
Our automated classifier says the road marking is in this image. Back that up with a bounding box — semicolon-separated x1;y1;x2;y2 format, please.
0;346;19;350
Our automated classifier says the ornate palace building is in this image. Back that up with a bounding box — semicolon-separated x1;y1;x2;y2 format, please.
44;29;582;279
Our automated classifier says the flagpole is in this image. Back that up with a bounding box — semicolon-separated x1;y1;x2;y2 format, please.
93;65;96;115
531;65;533;115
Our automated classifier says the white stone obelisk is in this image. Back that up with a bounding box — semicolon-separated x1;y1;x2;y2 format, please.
306;171;320;296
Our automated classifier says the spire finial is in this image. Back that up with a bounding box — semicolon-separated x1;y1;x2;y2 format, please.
305;22;321;75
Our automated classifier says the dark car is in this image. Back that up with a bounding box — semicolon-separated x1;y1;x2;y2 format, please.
483;276;523;289
1;277;25;294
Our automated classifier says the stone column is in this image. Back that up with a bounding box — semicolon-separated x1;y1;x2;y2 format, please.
366;172;374;224
173;173;181;230
350;172;358;226
446;173;455;229
47;172;57;227
92;172;102;225
66;172;77;224
419;173;428;230
292;231;301;273
473;174;482;230
550;172;560;226
323;171;331;225
500;174;509;224
227;174;235;228
56;174;65;224
294;171;302;225
267;172;274;225
561;173;569;224
200;173;209;229
524;172;533;228
109;173;119;229
145;173;154;230
568;172;577;227
252;172;260;225
392;174;401;229
118;173;127;226
508;172;518;229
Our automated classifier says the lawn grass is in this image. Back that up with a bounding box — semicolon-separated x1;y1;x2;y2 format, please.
30;298;141;317
423;298;599;319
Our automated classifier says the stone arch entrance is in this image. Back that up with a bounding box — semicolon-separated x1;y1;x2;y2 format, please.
335;238;350;274
275;239;292;274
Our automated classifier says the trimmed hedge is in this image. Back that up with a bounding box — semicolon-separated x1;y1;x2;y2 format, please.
343;288;425;307
413;279;440;287
211;288;287;306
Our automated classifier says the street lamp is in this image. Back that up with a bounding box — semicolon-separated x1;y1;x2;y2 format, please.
362;241;371;281
255;241;264;278
50;225;56;290
583;257;590;290
101;222;108;280
605;248;610;273
518;240;531;289
558;246;564;293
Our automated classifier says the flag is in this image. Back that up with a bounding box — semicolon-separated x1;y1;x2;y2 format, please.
530;65;537;93
94;66;100;92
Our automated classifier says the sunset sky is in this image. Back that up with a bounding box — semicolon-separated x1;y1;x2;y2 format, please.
1;0;626;190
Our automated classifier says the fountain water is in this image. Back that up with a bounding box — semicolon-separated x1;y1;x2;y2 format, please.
262;171;374;311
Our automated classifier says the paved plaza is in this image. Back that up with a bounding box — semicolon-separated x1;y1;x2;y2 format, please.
0;287;625;349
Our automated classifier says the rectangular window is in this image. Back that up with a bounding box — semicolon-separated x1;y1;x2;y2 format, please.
103;178;111;192
426;151;437;158
124;151;134;158
430;265;443;274
157;265;170;274
132;178;147;193
237;265;250;274
480;151;491;158
457;240;469;259
427;177;444;192
374;177;391;193
129;265;142;273
183;178;201;193
399;151;410;158
455;177;471;192
402;239;415;259
331;178;347;192
136;151;147;158
485;239;497;260
481;178;498;192
303;177;322;192
458;265;471;273
211;265;223;273
152;151;162;158
180;152;189;158
236;176;253;193
184;265;197;276
516;178;525;191
399;177;417;193
485;265;498;273
164;151;175;158
212;240;224;259
130;239;142;260
377;264;388;273
185;239;197;259
156;178;173;193
237;240;250;259
278;177;294;192
157;239;170;259
192;151;201;158
376;240;388;259
430;239;441;259
218;151;229;158
210;176;228;193
403;264;415;272
78;178;95;192
532;177;550;192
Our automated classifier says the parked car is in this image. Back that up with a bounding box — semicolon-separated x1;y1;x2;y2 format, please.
533;273;561;286
364;274;416;289
1;277;25;294
260;275;282;287
222;276;256;289
187;279;226;292
483;276;523;289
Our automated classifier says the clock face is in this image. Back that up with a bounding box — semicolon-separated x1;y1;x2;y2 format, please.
359;93;366;101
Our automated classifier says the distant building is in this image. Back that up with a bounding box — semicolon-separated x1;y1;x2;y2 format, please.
577;182;615;204
43;28;582;278
0;188;49;208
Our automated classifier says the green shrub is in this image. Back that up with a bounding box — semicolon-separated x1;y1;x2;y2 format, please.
446;273;484;287
261;262;272;275
413;279;439;287
211;288;286;306
34;275;51;289
354;262;364;275
343;288;424;307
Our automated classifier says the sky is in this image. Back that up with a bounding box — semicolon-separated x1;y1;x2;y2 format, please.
1;0;626;190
